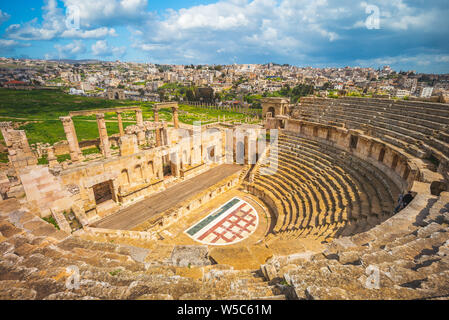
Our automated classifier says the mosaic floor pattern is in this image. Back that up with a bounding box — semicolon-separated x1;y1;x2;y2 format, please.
185;197;259;245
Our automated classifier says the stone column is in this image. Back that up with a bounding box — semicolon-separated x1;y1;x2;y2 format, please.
135;109;144;127
137;130;146;146
60;116;83;162
162;123;169;146
134;109;145;145
117;112;124;136
96;113;111;158
155;128;162;147
172;105;179;129
153;106;160;122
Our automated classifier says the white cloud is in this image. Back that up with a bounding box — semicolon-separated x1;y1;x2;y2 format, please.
54;40;86;59
125;0;449;67
0;9;10;25
0;39;31;54
61;27;117;39
132;0;350;63
5;0;117;40
1;0;448;72
355;1;448;32
62;0;150;28
0;39;20;48
355;53;449;69
91;40;126;57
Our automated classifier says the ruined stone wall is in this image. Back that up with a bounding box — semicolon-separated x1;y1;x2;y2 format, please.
15;123;262;222
54;127;240;221
0;122;37;173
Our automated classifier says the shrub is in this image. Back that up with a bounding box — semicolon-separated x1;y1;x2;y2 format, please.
42;216;60;230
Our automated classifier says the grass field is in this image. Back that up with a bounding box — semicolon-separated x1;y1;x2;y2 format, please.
0;89;258;151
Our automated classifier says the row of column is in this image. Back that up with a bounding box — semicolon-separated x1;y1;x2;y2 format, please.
60;106;178;163
186;101;251;114
153;105;179;129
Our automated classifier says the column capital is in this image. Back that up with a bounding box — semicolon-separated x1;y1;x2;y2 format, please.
0;121;12;127
59;116;72;123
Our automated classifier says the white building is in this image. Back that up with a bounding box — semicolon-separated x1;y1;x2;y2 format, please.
69;88;85;95
421;87;434;98
395;89;411;98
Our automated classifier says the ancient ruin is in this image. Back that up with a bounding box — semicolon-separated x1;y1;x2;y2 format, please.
1;97;449;300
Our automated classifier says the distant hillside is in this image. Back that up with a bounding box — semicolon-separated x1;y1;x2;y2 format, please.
47;59;102;65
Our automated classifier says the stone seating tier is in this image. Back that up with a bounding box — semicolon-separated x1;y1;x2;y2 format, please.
295;97;449;163
248;133;399;241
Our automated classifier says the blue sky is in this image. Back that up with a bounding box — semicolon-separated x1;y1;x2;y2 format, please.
0;0;448;73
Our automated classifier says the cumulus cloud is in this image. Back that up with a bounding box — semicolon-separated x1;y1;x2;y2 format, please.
61;0;151;28
5;0;117;40
1;0;449;72
52;40;86;59
91;40;126;58
128;0;449;69
0;39;30;55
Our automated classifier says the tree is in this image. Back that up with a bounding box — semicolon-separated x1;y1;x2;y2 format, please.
322;82;331;90
186;88;195;101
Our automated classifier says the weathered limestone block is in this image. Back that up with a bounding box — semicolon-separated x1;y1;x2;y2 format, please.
47;146;58;168
338;251;362;265
170;245;211;267
72;201;89;226
50;210;71;233
305;286;350;300
119;135;139;157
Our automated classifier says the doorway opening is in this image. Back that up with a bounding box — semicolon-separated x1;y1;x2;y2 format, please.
93;181;113;205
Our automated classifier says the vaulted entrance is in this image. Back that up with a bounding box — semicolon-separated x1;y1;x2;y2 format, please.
93;181;113;205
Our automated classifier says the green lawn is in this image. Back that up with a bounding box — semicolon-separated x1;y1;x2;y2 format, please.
0;88;154;120
0;89;259;146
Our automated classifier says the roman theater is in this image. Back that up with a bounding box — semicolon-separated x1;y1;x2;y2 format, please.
0;97;448;300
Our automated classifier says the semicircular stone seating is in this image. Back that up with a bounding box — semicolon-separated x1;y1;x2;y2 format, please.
249;132;400;242
254;96;449;299
296;97;449;173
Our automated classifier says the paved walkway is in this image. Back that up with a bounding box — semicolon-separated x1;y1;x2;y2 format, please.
92;164;243;230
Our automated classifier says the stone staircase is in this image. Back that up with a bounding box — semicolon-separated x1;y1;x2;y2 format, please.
18;165;72;216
